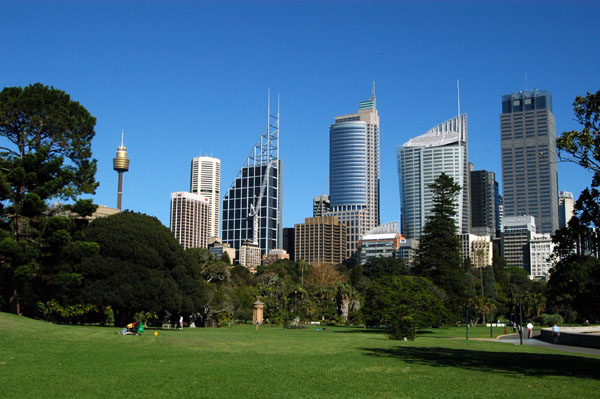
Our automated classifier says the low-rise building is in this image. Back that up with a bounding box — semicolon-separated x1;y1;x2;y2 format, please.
262;249;290;265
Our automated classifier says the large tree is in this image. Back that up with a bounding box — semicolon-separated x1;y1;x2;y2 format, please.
414;173;467;316
362;275;445;330
79;212;197;326
0;83;97;314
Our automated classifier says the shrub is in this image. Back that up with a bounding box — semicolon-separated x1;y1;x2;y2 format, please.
536;313;564;327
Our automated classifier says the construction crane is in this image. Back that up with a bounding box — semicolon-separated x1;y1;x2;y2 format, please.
248;160;277;245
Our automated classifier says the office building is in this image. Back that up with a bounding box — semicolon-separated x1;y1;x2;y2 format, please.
282;227;295;261
470;235;494;268
397;114;470;239
170;191;210;250
470;168;498;237
357;222;406;265
262;249;290;265
502;215;536;270
313;195;331;217
190;156;220;239
222;97;282;256
500;90;559;234
558;191;575;229
529;233;554;280
240;241;262;272
327;89;380;258
294;216;347;265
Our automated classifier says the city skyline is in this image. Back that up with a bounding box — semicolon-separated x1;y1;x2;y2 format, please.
1;2;597;231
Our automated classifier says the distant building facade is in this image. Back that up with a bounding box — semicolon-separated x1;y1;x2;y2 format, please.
190;156;221;239
294;216;347;265
558;191;575;229
397;114;470;239
313;195;331;217
240;241;261;272
327;91;380;259
358;222;406;265
170;191;210;250
500;90;558;234
502;215;536;270
222;101;282;256
470;168;498;237
262;249;290;265
529;233;554;280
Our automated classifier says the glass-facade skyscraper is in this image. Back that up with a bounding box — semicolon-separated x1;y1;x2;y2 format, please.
500;90;558;234
221;98;282;257
397;114;470;239
327;92;380;259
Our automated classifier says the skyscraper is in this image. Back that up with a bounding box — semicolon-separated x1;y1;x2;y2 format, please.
500;90;559;234
327;90;380;259
397;114;470;239
190;156;221;239
221;95;282;257
558;191;575;229
170;191;210;250
470;168;498;237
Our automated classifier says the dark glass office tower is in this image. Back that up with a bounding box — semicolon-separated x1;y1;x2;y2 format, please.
222;96;283;257
500;90;558;234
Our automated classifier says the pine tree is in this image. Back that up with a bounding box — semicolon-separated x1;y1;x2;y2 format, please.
414;173;467;317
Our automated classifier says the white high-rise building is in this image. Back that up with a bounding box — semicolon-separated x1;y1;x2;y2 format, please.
191;156;221;239
397;114;470;239
558;191;575;229
170;191;210;250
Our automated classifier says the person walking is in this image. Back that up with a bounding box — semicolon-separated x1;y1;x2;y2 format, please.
527;321;534;339
552;324;560;343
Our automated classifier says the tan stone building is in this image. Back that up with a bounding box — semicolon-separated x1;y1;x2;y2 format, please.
294;216;347;265
240;241;261;272
170;191;210;250
262;249;290;265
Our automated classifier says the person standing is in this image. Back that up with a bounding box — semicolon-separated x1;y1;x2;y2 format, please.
552;324;560;343
179;315;184;330
527;321;534;339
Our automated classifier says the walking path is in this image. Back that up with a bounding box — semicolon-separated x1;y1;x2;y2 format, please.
493;332;600;357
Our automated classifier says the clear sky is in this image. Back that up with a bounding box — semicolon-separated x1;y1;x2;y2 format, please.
1;0;598;231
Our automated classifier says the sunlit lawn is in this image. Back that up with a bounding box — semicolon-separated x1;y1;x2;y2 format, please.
1;313;598;398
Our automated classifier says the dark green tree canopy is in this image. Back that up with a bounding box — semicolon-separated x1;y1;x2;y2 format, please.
0;83;98;198
362;275;445;328
79;212;194;325
556;90;600;186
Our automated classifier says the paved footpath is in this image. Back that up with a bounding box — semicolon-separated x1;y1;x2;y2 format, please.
492;332;600;357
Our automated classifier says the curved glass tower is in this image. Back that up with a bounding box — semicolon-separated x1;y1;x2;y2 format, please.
327;91;380;259
330;121;367;206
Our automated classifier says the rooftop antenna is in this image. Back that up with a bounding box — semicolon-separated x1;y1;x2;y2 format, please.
525;72;528;91
457;79;461;117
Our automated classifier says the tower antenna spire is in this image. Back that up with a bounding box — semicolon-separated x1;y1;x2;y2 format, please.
121;129;124;147
457;79;461;117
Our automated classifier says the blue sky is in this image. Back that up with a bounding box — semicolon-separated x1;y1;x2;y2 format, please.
1;0;598;230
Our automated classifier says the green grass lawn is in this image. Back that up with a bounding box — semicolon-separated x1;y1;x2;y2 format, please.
1;313;599;398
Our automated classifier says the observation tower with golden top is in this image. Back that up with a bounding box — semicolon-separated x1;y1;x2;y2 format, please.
113;131;130;210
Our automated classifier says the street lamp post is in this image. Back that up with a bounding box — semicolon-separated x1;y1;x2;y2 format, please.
466;306;469;340
490;301;493;338
518;283;524;345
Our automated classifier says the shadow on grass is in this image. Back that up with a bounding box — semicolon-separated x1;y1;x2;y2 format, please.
361;346;600;380
333;328;388;334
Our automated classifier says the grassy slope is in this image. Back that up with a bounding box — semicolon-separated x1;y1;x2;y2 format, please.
1;313;599;398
